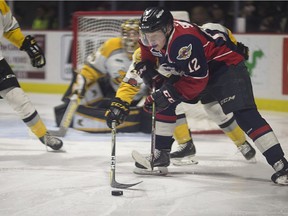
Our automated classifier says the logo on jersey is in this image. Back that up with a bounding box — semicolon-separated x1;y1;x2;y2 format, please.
127;78;138;87
176;44;192;60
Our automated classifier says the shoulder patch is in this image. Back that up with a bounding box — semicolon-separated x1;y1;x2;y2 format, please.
176;44;192;60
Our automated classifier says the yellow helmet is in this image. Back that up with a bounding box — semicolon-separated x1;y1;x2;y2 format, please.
121;19;140;56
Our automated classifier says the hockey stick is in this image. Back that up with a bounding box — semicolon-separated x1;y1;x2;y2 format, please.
150;81;156;170
49;94;80;137
110;121;142;189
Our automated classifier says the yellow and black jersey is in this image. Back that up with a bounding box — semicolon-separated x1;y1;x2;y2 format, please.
80;37;133;91
0;0;25;53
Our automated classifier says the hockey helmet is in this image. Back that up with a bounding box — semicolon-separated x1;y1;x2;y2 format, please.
139;7;173;48
121;19;140;56
140;7;173;33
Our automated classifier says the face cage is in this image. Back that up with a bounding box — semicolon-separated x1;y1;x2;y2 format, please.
122;35;139;54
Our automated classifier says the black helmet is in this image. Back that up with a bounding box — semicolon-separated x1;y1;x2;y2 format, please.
140;7;173;34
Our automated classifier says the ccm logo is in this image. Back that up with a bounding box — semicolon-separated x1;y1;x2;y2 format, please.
163;90;176;103
220;95;235;105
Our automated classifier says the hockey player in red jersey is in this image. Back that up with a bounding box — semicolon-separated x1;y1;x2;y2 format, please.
132;7;287;185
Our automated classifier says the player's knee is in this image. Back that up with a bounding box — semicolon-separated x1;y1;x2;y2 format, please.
203;101;233;125
2;87;36;119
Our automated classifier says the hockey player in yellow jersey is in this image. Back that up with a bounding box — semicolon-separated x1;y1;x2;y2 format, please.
56;19;149;133
106;46;256;167
0;0;62;150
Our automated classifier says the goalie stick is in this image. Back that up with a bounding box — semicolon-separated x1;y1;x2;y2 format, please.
110;121;142;189
49;94;80;137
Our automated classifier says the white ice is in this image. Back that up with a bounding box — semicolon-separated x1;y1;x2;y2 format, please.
0;93;288;216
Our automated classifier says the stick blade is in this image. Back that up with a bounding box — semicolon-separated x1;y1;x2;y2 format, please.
111;180;143;189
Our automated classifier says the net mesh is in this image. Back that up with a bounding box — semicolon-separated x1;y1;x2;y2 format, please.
74;13;141;71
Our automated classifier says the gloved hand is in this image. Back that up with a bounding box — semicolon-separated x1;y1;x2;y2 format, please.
237;42;249;60
135;61;164;89
105;97;130;129
20;35;46;68
144;83;180;113
71;74;87;98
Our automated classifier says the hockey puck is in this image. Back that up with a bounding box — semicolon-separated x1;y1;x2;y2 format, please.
111;190;123;196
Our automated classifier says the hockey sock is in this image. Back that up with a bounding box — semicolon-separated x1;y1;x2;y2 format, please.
173;113;192;145
218;116;246;147
2;87;47;138
203;101;246;147
234;108;284;166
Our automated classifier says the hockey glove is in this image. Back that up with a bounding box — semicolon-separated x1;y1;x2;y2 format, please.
105;97;130;129
135;61;164;89
20;35;46;68
237;42;249;60
71;74;87;98
144;83;180;113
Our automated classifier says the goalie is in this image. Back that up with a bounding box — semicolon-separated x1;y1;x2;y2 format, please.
0;0;62;150
55;19;151;133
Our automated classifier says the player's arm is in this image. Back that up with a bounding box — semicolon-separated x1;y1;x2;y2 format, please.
1;1;45;68
71;39;117;98
106;48;143;128
143;35;209;113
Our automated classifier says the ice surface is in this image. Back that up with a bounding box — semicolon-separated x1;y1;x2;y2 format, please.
0;93;288;216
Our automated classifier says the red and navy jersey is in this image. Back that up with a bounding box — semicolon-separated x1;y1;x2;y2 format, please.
140;20;244;100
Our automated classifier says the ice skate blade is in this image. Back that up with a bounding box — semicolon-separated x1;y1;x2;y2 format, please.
172;157;198;166
246;157;257;164
133;167;168;176
274;176;288;185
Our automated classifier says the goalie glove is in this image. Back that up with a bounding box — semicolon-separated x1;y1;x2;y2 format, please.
144;83;180;113
71;74;87;98
20;35;46;68
105;97;130;129
135;61;164;89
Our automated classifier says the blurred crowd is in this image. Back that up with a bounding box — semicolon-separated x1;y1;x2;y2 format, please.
13;1;288;33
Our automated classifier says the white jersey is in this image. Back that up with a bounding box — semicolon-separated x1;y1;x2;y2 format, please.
85;37;132;91
0;0;21;60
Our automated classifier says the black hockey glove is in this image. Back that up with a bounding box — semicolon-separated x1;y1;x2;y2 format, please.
135;61;164;89
105;97;130;129
144;83;180;113
237;42;249;60
20;35;46;68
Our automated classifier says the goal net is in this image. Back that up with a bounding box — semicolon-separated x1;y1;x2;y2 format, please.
72;11;221;134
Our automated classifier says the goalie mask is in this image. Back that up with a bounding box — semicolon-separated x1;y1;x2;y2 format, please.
121;19;140;57
139;7;174;51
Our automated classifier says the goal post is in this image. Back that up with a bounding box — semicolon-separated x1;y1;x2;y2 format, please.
71;10;221;134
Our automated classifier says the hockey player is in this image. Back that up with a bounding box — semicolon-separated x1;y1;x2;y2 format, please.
0;0;62;150
131;7;287;184
106;47;256;167
57;19;147;133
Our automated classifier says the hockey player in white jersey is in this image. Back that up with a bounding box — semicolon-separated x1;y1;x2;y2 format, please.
0;0;62;150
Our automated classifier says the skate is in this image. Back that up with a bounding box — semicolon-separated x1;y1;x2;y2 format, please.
238;141;256;161
170;140;198;166
271;157;288;185
39;132;63;151
132;149;170;175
